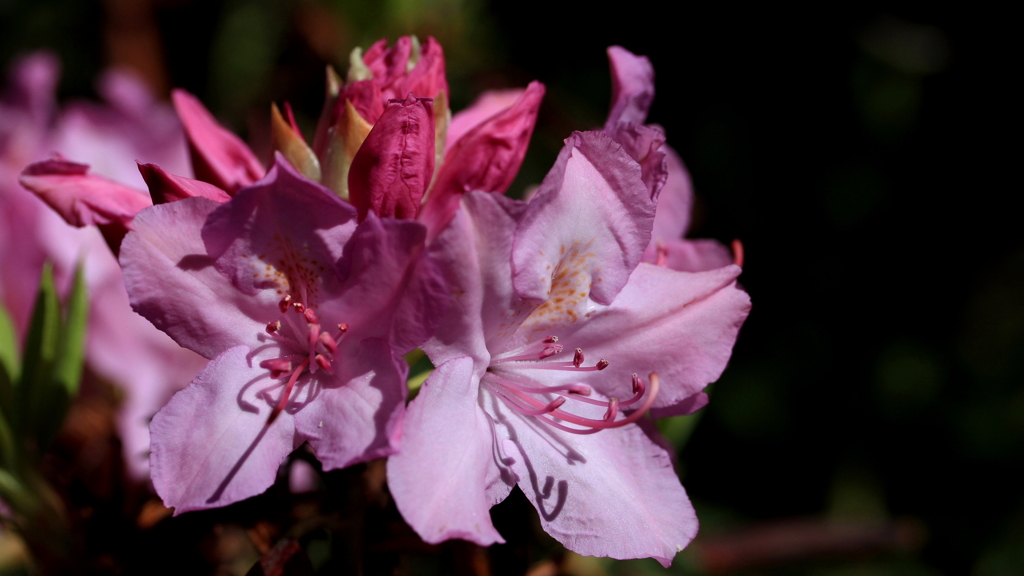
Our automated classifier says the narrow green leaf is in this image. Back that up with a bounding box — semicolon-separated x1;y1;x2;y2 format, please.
52;263;88;399
16;264;60;440
0;407;16;473
0;302;18;423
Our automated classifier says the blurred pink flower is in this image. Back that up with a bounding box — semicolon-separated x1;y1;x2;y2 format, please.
2;53;206;480
120;157;446;513
387;131;750;564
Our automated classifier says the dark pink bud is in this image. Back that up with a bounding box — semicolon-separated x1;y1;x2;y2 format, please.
348;95;435;220
171;90;264;192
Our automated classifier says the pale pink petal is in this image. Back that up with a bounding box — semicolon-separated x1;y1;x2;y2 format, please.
649;146;694;242
643;238;735;273
348;96;435;220
387;357;509;546
150;345;298;514
331;213;447;354
293;338;406;469
447;89;525;149
513;131;654;306
201;156;356;302
172;89;264;192
420;82;544;241
138;162;232;205
521;263;750;412
604;46;655;130
423;190;528;367
608;123;667;200
485;392;696;565
120;197;268;359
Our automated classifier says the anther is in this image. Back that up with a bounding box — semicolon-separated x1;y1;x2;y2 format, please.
266;320;281;335
291;301;306;314
278;295;292;313
304;308;319;324
337;323;349;333
596;359;609;371
307;323;321;348
631;373;644;394
604;398;619;422
315;354;333;373
543;336;559;344
260;358;293;377
319;332;337;354
655;242;668;267
567;383;592;396
539;344;563;359
573;348;584;368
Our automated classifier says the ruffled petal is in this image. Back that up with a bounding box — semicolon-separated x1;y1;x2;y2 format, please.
513;131;654;309
293;338;407;469
19;159;151;228
446;88;525;149
120;197;268;359
202;155;356;307
386;357;510;546
331;213;447;354
484;390;696;565
150;345;298;514
171;89;264;192
603;46;655;130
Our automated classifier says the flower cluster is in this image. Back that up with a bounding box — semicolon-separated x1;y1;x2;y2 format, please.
19;38;749;565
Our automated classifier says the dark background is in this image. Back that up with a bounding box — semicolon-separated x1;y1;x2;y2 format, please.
2;1;1019;574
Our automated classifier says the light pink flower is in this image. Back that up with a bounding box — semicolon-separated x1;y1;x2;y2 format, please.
2;53;206;480
387;131;750;564
121;157;447;513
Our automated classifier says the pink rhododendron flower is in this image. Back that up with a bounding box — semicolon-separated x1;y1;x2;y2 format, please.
601;46;736;272
387;131;750;564
120;157;447;513
2;53;206;480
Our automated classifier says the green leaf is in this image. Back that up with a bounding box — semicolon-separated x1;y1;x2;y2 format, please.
16;264;60;440
0;407;15;473
52;263;87;400
0;302;18;423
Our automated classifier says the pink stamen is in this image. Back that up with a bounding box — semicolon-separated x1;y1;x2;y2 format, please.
319;332;337;354
337;323;349;333
269;359;311;423
291;301;306;314
279;295;292;313
604;398;619;422
543;336;559;344
596;359;609;371
266;320;281;335
572;348;584;368
315;354;333;373
307;323;321;349
304;308;319;324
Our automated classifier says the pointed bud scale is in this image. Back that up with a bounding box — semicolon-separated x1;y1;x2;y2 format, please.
320;99;374;199
347;45;375;83
348;95;435;220
573;348;584;368
312;65;344;159
271;103;322;182
596;359;610;371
